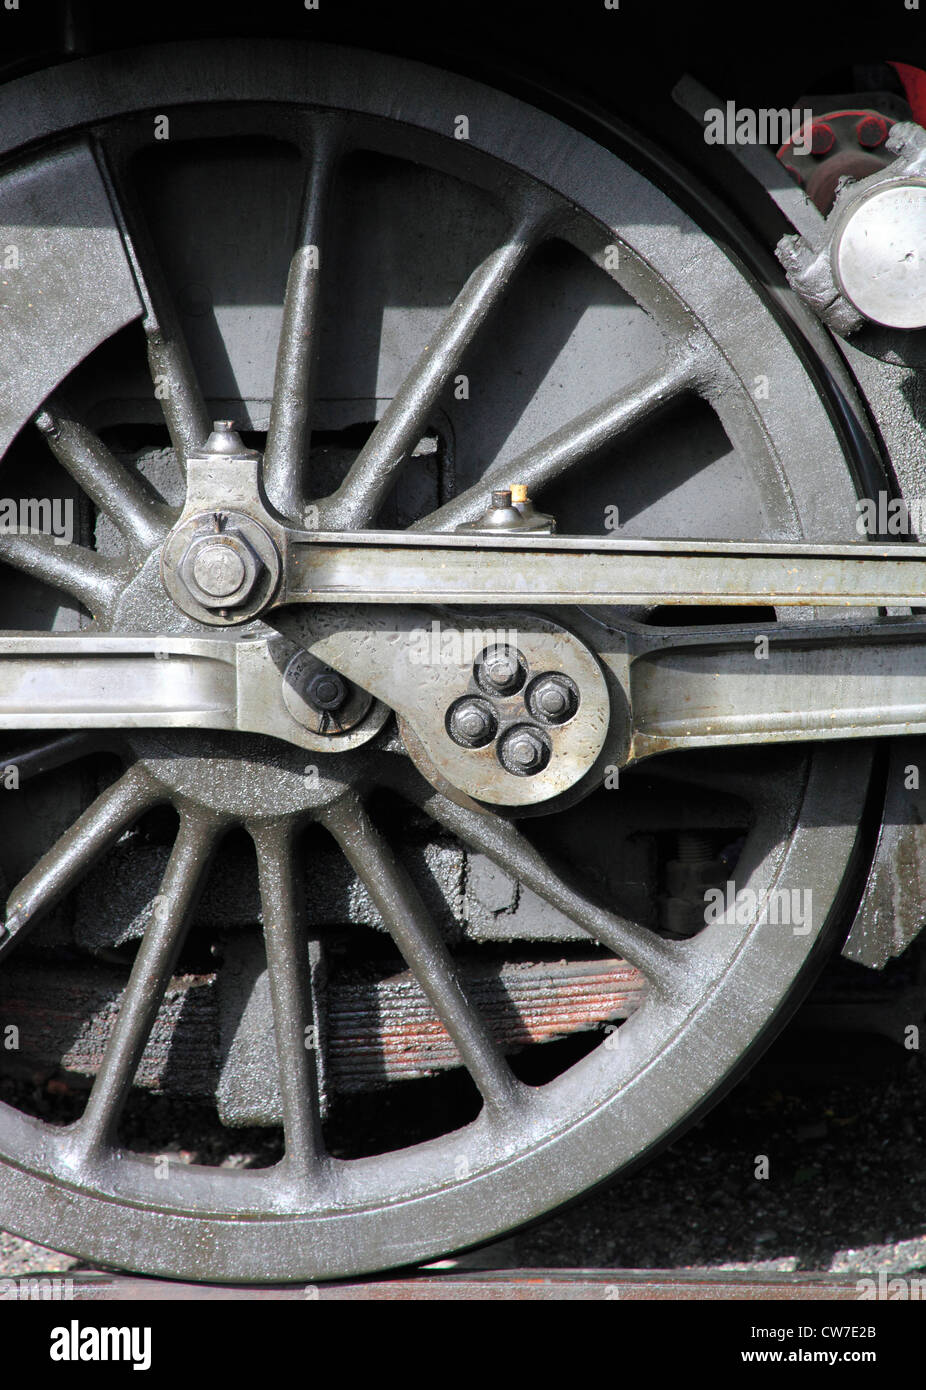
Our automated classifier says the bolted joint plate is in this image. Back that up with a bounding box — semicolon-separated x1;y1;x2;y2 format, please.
302;610;618;807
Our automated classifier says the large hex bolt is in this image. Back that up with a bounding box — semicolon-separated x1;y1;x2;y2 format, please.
192;543;246;598
178;524;263;611
527;672;579;725
475;643;526;696
497;723;551;776
162;500;281;625
446;697;498;748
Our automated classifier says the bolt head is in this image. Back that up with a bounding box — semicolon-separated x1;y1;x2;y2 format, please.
510;735;541;767
527;672;579;725
447;698;498;748
191;543;247;598
306;671;348;712
856;115;888;149
538;686;567;717
498;724;551;776
809;121;835;156
476;644;525;695
177;527;263;609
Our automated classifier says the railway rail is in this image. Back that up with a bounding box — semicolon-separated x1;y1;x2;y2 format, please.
0;1268;875;1301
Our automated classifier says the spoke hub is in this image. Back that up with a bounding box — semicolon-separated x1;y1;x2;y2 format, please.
127;731;358;819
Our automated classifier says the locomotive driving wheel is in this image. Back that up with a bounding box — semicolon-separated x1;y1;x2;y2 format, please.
0;41;878;1281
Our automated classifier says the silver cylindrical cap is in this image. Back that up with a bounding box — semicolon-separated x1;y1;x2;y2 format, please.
833;182;926;328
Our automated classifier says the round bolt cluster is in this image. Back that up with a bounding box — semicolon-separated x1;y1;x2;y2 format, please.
446;645;580;776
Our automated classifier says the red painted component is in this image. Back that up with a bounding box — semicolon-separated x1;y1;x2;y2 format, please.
776;110;898;213
810;122;835;155
889;61;926;128
856;114;889;149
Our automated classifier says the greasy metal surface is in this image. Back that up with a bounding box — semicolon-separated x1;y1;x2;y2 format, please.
674;78;926;975
285;530;926;608
10;616;926;782
0;39;876;1284
0;634;240;731
628;618;926;757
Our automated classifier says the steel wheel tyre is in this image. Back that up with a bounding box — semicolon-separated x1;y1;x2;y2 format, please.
0;41;876;1282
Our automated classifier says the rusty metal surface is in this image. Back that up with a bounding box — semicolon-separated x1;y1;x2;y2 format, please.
0;954;644;1102
12;1268;866;1301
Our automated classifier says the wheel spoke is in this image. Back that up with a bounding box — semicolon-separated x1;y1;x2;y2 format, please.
263;121;341;522
319;792;525;1112
68;812;219;1160
252;820;326;1175
35;400;172;554
0;732;101;781
386;767;689;998
320;198;553;529
413;354;698;532
0;532;125;620
95;135;211;465
0;763;162;960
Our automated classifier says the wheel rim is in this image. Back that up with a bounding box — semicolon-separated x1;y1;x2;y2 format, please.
0;40;874;1281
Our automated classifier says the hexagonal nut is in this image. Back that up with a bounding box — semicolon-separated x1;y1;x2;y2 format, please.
497;723;551;776
178;528;264;610
446;696;498;749
474;644;526;696
526;672;579;725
